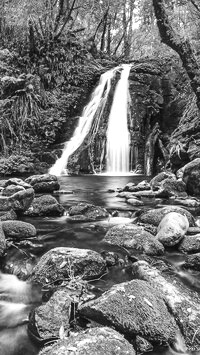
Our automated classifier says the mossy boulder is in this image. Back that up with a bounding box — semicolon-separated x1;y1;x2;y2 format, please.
30;247;106;287
0;210;17;221
150;172;176;190
138;206;195;227
24;195;65;217
157;212;189;247
25;174;60;193
157;179;187;198
2;220;36;240
79;280;178;346
39;327;136;355
103;224;164;256
182;158;200;195
183;253;200;271
4;178;31;189
2;185;25;197
68;203;109;222
179;234;200;253
9;188;35;213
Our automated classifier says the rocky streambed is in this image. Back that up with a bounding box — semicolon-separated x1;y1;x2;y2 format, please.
1;160;200;354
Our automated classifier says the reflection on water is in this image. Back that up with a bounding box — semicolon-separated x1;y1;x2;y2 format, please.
1;175;200;355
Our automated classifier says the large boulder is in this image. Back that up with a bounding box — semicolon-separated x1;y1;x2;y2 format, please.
182;158;200;195
183;253;200;271
103;224;164;256
24;195;65;217
25;174;60;193
4;178;31;189
30;247;106;286
2;185;25;197
150;172;176;190
68;203;109;222
79;280;177;346
138;206;195;227
179;234;200;254
157;178;187;198
39;327;136;355
2;221;36;240
8;188;35;213
156;212;189;247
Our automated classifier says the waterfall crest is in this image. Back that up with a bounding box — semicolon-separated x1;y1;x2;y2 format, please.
106;64;131;174
49;67;118;176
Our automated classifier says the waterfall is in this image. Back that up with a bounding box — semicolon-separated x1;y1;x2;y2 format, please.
106;64;131;174
49;67;118;176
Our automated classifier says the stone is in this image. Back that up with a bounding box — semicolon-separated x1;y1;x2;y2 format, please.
39;327;136;355
179;234;200;253
127;198;144;206
150;171;176;190
183;253;200;271
128;190;156;198
25;174;60;193
183;158;200;195
124;180;150;192
135;336;153;354
104;224;164;256
101;251;119;266
2;221;36;240
187;227;200;235
117;191;137;199
8;188;35;213
0;210;17;221
24;195;65;217
157;179;187;198
138;206;195;227
79;280;177;346
4;178;31;189
0;223;6;257
30;247;106;287
68;203;109;222
2;185;25;197
157;212;189;247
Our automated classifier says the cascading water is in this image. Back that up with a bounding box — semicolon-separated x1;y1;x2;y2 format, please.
49;67;119;176
106;64;131;174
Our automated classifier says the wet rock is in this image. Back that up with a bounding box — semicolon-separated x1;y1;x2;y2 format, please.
104;224;164;256
0;223;6;257
117;191;136;199
138;206;195;227
127;190;157;198
0;209;17;221
133;260;200;351
34;288;72;339
30;247;106;287
157;179;187;198
4;257;36;280
187;227;200;235
25;174;60;193
101;251;119;266
137;223;157;236
168;197;200;209
183;253;200;270
124;180;150;192
79;279;177;346
127;198;144;206
2;220;36;240
4;178;31;189
39;327;136;355
2;185;25;197
68;203;109;222
135;336;153;354
179;234;200;254
157;212;189;247
9;188;35;213
24;195;65;217
150;172;176;190
183;158;200;195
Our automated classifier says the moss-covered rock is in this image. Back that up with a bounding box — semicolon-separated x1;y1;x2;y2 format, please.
25;174;60;193
30;247;106;287
179;234;200;253
183;158;200;196
2;220;36;240
68;203;109;222
150;172;176;190
157;212;189;247
39;327;136;355
183;253;200;271
157;178;187;198
79;279;178;346
24;195;64;217
104;224;164;256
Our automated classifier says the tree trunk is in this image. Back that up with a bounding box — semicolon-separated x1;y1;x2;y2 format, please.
152;0;200;111
144;123;160;176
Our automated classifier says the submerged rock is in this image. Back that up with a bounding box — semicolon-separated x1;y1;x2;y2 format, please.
156;212;189;247
150;172;176;190
24;195;65;217
133;260;200;351
39;327;136;355
79;279;177;346
2;220;36;240
179;234;200;254
138;206;195;227
30;247;106;286
68;203;109;222
182;158;200;195
25;174;60;193
104;224;164;256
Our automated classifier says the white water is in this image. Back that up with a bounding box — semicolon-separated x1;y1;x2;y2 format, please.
106;64;131;174
49;67;119;176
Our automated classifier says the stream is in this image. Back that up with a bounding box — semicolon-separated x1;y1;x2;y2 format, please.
2;175;200;355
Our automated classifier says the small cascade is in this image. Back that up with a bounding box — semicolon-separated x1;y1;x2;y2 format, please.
49;67;119;176
106;64;131;174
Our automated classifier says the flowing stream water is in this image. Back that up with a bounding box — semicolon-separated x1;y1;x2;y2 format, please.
2;175;200;354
